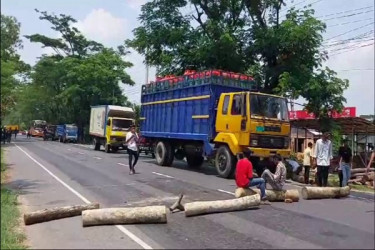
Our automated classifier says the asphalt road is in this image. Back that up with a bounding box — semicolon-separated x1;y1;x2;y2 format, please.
3;135;375;249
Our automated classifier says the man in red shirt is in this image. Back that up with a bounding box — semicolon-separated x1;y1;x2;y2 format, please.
235;148;267;200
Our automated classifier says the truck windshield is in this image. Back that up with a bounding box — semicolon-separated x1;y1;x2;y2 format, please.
66;125;77;132
112;119;133;131
250;94;289;121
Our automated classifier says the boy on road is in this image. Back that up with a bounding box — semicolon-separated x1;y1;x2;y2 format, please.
313;132;333;187
126;125;139;175
261;154;287;191
235;148;268;201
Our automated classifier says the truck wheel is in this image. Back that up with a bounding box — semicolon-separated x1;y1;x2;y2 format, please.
186;154;204;169
112;147;118;153
215;145;236;178
174;149;185;161
155;141;173;166
93;139;100;151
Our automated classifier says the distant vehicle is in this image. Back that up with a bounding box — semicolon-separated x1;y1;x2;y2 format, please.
89;105;135;153
43;125;57;141
138;135;155;158
29;120;47;137
56;124;78;143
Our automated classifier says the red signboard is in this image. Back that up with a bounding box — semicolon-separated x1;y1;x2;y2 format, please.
289;107;356;120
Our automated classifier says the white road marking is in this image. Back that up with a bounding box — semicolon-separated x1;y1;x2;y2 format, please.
217;189;235;195
67;148;71;151
14;143;153;249
117;163;128;167
78;152;85;155
152;172;174;179
93;157;102;160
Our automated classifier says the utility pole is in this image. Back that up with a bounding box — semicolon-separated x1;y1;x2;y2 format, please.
145;47;149;84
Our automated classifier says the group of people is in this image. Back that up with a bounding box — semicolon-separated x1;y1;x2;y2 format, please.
0;127;15;144
235;130;372;201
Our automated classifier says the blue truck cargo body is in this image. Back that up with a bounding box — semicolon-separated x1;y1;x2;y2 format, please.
141;82;254;154
56;124;78;142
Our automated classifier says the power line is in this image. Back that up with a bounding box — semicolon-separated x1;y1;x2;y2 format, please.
335;68;374;72
329;42;374;57
324;22;375;41
321;9;374;21
315;6;374;18
327;18;374;28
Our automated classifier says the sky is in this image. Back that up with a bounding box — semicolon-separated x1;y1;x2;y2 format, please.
2;0;374;115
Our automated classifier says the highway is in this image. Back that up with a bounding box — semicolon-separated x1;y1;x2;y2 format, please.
3;135;375;249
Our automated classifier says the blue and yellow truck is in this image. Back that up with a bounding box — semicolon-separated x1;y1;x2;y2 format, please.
140;70;291;178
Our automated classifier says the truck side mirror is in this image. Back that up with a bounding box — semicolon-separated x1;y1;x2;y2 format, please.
107;119;111;126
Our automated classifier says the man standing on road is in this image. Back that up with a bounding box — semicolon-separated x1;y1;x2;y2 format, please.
303;142;313;184
313;132;333;187
261;154;286;191
366;146;374;187
235;148;267;201
126;125;139;175
339;140;352;186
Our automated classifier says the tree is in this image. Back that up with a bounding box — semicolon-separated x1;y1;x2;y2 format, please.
127;0;349;129
1;15;29;121
17;10;135;141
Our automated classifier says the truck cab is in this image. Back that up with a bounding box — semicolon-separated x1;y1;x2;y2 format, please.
105;117;134;152
57;124;78;143
214;92;290;177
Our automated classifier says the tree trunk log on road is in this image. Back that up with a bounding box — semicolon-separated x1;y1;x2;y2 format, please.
350;168;374;174
82;206;167;227
184;195;260;217
24;203;100;225
235;188;299;202
301;186;350;200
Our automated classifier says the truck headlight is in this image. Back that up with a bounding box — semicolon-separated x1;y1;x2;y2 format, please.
250;139;258;146
284;138;289;148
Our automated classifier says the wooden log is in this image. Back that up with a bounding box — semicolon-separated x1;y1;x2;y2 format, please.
24;203;100;225
301;186;350;200
351;173;370;179
82;206;167;227
184;195;260;217
235;188;299;202
350;168;375;174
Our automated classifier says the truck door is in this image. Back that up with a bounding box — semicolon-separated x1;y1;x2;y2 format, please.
228;93;249;145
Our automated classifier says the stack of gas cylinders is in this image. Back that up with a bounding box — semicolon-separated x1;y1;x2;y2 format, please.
141;69;256;94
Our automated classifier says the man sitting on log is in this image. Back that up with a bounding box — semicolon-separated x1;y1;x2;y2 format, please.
261;154;286;191
235;148;267;201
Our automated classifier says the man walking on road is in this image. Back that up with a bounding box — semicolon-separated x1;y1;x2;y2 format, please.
303;142;313;184
313;132;333;187
339;140;352;186
261;154;286;191
126;125;139;175
235;148;267;201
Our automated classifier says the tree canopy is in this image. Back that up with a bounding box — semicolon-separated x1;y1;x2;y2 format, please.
127;0;349;121
7;10;135;140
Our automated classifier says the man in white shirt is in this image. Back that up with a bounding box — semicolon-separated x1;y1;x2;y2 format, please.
313;132;333;187
126;125;139;175
303;142;313;184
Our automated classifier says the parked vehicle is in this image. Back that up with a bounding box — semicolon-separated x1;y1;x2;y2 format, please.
138;135;155;157
57;124;78;143
89;105;135;153
43;125;57;141
29;120;47;137
140;70;291;178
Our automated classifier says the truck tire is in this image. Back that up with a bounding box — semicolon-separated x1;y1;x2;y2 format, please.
93;138;100;151
155;141;173;166
215;145;236;178
186;154;204;169
112;147;118;153
174;149;185;161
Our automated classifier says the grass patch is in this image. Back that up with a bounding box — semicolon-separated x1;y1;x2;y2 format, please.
1;148;27;250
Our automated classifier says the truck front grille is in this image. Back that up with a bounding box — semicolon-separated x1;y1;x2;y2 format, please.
258;136;285;149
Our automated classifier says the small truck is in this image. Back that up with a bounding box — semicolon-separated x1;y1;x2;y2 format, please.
89;105;135;153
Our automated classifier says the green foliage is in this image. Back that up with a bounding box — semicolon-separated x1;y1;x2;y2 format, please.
128;0;349;128
1;15;30;121
1;150;27;249
10;10;135;139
